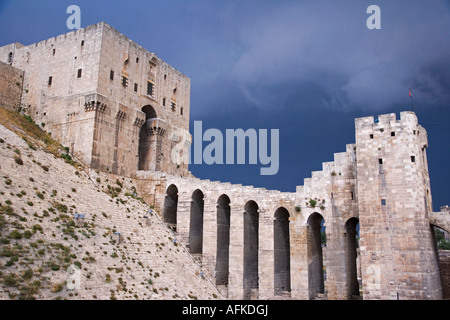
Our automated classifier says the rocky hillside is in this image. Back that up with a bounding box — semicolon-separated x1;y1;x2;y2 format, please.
0;109;222;300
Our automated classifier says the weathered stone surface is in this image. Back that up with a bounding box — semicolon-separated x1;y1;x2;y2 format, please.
439;251;450;299
0;61;23;111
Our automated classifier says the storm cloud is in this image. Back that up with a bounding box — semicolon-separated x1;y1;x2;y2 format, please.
189;0;450;112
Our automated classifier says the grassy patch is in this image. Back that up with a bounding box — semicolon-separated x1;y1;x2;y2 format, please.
0;108;81;168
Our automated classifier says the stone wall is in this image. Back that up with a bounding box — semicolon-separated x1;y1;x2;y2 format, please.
0;25;103;166
93;23;191;177
0;61;23;110
439;251;450;299
135;140;362;300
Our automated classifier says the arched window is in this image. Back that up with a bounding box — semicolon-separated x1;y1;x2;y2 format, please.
274;207;291;295
162;184;178;230
216;194;231;287
189;189;204;254
345;217;360;299
307;212;325;299
138;105;157;170
243;200;259;299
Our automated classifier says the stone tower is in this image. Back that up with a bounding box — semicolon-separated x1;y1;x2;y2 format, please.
0;22;191;178
355;112;442;299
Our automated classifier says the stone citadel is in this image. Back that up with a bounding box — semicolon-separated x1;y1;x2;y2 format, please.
0;22;449;300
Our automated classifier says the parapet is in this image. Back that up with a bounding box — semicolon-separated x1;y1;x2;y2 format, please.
355;111;418;131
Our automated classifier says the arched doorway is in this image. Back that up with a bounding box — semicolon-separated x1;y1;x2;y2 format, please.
307;212;325;299
162;184;178;230
138;105;157;171
274;207;291;295
243;200;259;299
216;194;231;287
345;217;360;299
189;189;204;254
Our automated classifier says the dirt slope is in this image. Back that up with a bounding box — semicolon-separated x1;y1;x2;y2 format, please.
0;118;221;300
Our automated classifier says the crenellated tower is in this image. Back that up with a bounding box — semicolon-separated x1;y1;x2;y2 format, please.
355;111;442;299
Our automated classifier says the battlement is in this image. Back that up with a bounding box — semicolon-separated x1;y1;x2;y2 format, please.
355;111;418;130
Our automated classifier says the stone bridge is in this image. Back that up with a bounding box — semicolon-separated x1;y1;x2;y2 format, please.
430;206;450;234
135;146;364;301
134;112;448;300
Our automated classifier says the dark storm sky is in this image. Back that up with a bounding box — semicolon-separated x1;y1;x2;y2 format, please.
0;0;449;210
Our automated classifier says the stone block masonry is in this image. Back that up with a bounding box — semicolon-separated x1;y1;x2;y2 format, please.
1;22;448;300
439;251;450;299
0;61;23;111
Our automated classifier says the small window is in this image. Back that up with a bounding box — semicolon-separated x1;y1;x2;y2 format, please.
110;70;114;80
134;83;138;92
121;76;128;88
378;158;383;164
53;49;56;56
369;134;374;139
351;191;354;200
391;132;395;137
48;76;53;86
171;102;176;111
180;107;183;116
381;199;386;206
411;156;415;163
136;57;139;63
413;130;416;135
7;52;13;64
164;74;167;80
147;82;154;97
162;98;166;106
77;69;82;78
81;40;85;47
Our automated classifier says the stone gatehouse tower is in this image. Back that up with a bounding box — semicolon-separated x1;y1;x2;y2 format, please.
1;23;449;300
0;22;191;177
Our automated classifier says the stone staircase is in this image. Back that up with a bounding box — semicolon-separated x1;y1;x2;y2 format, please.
74;185;222;300
0;123;222;300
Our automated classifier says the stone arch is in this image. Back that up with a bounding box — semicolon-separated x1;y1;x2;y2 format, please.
243;200;259;299
429;212;450;235
307;212;325;299
274;207;291;295
141;105;157;120
216;194;231;286
345;217;360;299
162;184;178;230
138;105;157;171
189;189;204;254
